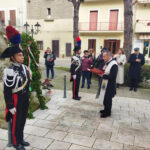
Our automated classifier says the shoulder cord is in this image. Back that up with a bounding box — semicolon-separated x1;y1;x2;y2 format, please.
3;72;18;88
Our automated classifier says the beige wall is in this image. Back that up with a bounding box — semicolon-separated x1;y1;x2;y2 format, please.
133;2;150;58
0;0;26;26
26;0;74;57
27;0;73;19
27;19;73;57
79;0;124;56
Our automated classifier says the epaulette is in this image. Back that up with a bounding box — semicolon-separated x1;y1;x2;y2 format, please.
3;67;18;88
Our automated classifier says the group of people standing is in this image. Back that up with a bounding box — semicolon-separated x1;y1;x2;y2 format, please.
70;43;145;118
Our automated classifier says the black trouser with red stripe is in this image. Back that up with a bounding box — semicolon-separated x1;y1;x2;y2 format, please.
72;73;81;99
12;92;29;146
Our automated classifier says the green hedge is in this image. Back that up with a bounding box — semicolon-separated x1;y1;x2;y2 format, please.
124;64;150;88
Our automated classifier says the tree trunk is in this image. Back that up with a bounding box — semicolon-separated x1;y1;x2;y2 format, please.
0;21;7;55
123;0;133;60
73;4;79;46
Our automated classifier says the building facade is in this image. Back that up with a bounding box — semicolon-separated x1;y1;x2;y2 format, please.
26;0;74;57
0;0;26;28
79;0;124;56
133;0;150;60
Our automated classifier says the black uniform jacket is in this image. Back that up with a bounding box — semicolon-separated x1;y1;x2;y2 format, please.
128;53;145;79
3;63;30;121
103;60;118;98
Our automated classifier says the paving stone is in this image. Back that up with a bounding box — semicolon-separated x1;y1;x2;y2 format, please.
134;136;150;149
68;125;94;137
34;111;50;119
45;130;68;140
91;129;111;141
69;144;93;150
26;118;38;125
47;141;71;149
64;133;95;147
55;124;70;132
46;114;62;122
111;133;135;145
24;125;49;137
0;140;7;149
0;129;8;140
26;135;53;149
93;139;123;150
123;144;145;150
82;120;100;129
34;120;58;129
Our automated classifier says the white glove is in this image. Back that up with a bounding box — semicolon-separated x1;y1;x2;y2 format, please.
9;108;16;115
73;75;76;80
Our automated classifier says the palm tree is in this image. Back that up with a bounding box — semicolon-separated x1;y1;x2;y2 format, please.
68;0;84;46
123;0;133;60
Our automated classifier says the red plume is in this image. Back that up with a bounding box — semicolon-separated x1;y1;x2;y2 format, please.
6;26;19;40
76;36;81;42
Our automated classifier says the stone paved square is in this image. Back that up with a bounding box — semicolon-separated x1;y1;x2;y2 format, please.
47;141;71;150
1;90;150;150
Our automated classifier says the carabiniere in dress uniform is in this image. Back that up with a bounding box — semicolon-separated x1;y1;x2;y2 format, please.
1;26;30;150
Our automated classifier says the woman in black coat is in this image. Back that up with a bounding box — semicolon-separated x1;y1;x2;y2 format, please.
128;48;145;92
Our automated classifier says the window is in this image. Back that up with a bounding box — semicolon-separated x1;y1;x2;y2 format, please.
9;10;16;26
89;11;98;31
47;8;51;15
37;41;43;50
109;10;119;31
0;11;5;26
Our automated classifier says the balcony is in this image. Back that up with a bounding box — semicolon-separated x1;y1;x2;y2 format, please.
79;22;124;35
135;20;150;33
137;0;150;3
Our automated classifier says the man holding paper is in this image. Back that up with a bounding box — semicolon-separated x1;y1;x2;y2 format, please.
99;51;118;118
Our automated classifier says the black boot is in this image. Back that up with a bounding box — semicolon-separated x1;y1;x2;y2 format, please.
129;87;133;91
21;140;30;147
15;144;25;150
101;112;111;118
99;110;105;114
134;88;137;92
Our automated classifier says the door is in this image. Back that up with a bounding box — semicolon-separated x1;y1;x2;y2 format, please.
10;10;16;26
109;10;119;31
89;11;98;31
66;43;71;57
52;40;59;57
104;40;120;55
0;11;5;26
88;39;96;55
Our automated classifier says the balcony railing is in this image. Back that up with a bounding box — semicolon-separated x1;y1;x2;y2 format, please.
137;0;150;3
79;22;124;32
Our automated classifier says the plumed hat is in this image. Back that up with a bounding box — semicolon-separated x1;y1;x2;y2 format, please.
73;36;81;52
76;36;81;48
1;26;22;58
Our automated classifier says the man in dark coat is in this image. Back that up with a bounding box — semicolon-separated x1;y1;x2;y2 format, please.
99;51;118;118
128;48;145;92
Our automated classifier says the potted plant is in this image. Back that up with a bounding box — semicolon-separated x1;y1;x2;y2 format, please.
62;54;65;58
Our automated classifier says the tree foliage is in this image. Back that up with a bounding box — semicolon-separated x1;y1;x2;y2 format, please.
21;33;47;118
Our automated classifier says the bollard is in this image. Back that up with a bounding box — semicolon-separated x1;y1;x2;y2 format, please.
63;75;67;98
7;120;13;147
